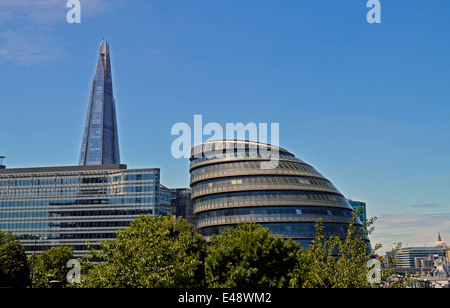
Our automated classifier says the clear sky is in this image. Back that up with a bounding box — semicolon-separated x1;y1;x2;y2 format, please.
1;0;449;253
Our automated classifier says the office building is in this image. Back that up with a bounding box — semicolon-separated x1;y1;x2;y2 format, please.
347;199;367;225
170;188;195;226
0;164;170;257
189;140;367;249
0;156;5;170
396;246;445;269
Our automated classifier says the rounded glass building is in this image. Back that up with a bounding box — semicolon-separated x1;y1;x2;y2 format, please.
190;140;364;249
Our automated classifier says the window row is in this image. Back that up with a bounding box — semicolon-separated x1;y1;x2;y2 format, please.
194;191;348;213
195;190;346;204
199;222;349;239
0;184;158;197
190;151;304;165
0;172;158;187
190;160;323;182
0;208;153;220
0;196;160;208
0;220;132;231
196;213;352;229
192;175;339;198
52;220;135;229
196;206;354;220
195;175;335;189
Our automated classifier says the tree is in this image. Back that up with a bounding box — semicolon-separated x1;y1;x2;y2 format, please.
0;231;30;287
288;210;407;288
78;215;206;288
205;223;300;288
0;230;17;246
29;245;74;288
374;242;405;288
290;210;380;288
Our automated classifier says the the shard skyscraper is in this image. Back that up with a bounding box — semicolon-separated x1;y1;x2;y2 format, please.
79;39;120;165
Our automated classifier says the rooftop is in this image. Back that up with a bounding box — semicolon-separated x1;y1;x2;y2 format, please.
0;164;128;175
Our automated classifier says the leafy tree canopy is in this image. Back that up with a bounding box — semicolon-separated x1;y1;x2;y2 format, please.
205;223;300;288
0;230;30;287
78;215;206;288
29;245;74;288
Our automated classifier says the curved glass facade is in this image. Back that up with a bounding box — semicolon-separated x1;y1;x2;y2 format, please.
190;140;365;249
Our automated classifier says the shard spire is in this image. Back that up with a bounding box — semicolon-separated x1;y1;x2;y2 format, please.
79;39;120;165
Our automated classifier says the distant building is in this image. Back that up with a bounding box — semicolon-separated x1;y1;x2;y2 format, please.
396;247;445;269
0;164;170;257
394;236;447;277
170;188;195;226
395;234;450;285
347;199;367;225
414;255;435;270
395;234;447;271
434;232;445;248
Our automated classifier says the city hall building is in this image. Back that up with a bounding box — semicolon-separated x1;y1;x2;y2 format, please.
190;140;368;249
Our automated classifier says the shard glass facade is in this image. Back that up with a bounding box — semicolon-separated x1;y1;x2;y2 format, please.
79;40;120;166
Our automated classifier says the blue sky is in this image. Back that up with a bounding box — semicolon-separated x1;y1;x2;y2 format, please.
1;0;449;253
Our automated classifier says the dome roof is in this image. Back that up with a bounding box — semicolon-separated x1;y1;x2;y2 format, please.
434;233;445;247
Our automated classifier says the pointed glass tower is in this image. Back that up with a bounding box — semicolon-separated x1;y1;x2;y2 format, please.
79;39;120;165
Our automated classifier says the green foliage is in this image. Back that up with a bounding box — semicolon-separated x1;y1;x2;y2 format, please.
0;230;18;246
0;231;30;287
78;215;206;288
375;242;405;288
205;223;300;288
289;210;384;288
76;212;400;288
29;245;74;288
1;210;403;288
